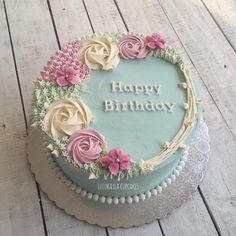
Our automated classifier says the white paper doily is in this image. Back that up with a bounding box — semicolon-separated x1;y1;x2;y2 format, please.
27;118;210;228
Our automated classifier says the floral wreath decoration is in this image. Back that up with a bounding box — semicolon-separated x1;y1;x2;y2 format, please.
32;32;199;180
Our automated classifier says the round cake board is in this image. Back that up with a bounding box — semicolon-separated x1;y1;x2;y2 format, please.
27;118;210;228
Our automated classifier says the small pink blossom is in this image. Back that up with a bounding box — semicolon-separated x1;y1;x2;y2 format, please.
100;147;131;175
56;67;80;86
146;33;166;49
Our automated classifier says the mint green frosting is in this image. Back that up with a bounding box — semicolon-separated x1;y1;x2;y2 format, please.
54;55;201;197
81;57;186;161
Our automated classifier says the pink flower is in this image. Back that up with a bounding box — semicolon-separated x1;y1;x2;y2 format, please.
100;147;131;175
56;66;80;86
67;128;105;164
146;33;166;49
118;35;149;59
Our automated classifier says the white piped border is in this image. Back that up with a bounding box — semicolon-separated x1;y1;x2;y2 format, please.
46;147;189;205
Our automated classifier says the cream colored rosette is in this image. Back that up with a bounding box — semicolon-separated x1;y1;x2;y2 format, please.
44;98;93;139
78;36;120;70
139;160;155;172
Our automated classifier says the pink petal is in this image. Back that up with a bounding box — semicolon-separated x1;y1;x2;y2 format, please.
100;155;114;166
157;39;166;49
68;75;80;85
119;161;130;170
66;67;76;75
56;70;65;77
119;153;131;162
56;76;69;86
108;163;120;175
145;36;153;43
108;147;121;159
147;42;156;49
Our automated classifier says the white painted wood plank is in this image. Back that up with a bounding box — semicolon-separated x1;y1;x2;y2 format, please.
202;0;236;51
0;1;45;235
84;0;126;33
159;0;236;135
160;192;217;236
4;0;58;123
5;0;106;235
40;192;106;236
49;0;92;45
108;223;162;236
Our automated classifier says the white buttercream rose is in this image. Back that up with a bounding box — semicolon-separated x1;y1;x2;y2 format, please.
44;98;92;139
77;37;120;70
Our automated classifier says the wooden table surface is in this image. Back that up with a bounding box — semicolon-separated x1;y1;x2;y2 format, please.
0;0;236;235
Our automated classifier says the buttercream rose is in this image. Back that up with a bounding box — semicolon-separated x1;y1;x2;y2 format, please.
77;37;120;70
118;35;149;59
67;128;105;164
44;98;92;139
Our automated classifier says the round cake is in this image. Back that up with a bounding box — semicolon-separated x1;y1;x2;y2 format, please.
31;32;201;204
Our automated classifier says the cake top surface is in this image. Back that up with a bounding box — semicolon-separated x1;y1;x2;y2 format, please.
32;32;200;180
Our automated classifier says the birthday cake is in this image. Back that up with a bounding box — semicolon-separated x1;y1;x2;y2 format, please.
31;32;201;205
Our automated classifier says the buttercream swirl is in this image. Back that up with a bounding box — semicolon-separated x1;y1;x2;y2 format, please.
44;98;92;139
118;35;148;59
67;128;105;164
77;37;120;70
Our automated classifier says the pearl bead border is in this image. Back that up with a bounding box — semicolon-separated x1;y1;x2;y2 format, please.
46;147;189;205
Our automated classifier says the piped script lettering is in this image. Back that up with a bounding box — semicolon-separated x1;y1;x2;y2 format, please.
104;100;176;113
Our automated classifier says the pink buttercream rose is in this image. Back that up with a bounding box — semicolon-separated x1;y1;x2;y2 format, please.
146;33;166;49
67;128;105;164
118;35;149;59
100;147;131;175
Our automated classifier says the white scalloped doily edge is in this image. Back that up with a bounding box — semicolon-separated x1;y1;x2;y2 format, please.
27;118;210;228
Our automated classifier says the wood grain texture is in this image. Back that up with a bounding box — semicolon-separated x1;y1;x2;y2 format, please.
157;1;236;235
108;222;162;236
115;0;219;235
4;0;106;235
160;192;217;236
202;0;236;51
4;0;58;123
159;0;236;136
40;192;106;236
84;0;126;33
49;0;92;45
0;1;45;235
